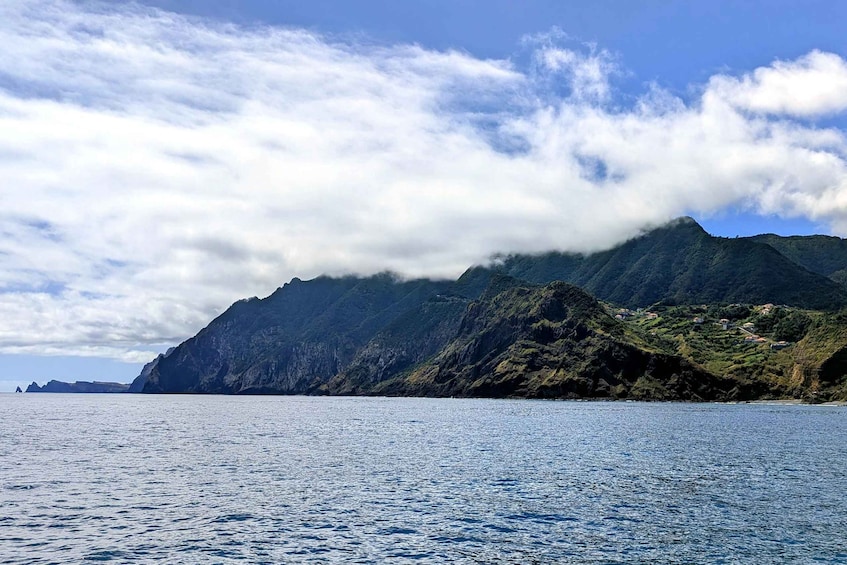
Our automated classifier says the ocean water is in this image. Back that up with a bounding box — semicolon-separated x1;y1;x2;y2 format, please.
1;395;846;564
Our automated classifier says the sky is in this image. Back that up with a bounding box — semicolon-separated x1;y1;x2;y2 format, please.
3;0;847;390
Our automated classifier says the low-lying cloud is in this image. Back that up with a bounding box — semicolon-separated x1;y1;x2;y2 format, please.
2;0;847;361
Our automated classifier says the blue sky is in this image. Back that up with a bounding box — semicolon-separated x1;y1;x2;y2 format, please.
129;0;847;239
140;0;847;97
3;0;847;390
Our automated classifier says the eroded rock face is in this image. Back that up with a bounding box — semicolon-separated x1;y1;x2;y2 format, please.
128;348;176;393
323;295;470;395
142;274;454;394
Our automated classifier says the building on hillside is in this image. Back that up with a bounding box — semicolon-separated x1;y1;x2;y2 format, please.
743;335;767;343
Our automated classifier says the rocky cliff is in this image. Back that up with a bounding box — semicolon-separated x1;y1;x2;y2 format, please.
141;274;453;394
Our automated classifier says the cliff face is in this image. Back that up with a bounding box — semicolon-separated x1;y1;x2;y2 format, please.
142;274;453;394
143;271;739;400
322;294;471;395
128;348;175;393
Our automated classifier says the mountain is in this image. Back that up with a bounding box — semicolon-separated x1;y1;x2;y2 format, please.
25;380;130;393
128;347;175;392
321;292;471;395
475;217;847;309
748;234;847;286
141;274;453;394
327;277;740;400
136;217;847;400
142;273;745;401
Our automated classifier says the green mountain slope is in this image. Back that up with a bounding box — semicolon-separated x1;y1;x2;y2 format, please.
366;278;738;400
137;217;847;400
621;303;847;401
478;218;847;309
748;234;847;285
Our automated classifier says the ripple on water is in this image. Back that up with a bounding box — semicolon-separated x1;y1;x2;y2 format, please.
1;396;847;563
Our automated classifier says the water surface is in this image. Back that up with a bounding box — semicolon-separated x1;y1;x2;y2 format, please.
1;395;846;563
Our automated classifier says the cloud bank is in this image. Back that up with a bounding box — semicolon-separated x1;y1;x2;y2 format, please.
2;1;847;361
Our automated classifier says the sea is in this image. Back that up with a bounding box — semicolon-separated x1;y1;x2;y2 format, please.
1;395;846;564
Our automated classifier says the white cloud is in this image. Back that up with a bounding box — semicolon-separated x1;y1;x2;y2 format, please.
1;1;847;362
536;46;615;101
523;28;617;102
708;50;847;117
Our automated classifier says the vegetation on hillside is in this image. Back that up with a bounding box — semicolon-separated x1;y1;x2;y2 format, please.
749;234;847;285
346;278;741;401
136;217;847;402
615;303;847;401
486;217;847;310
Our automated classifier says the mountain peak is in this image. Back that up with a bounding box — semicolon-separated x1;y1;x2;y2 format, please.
661;215;706;233
493;215;846;309
629;216;708;242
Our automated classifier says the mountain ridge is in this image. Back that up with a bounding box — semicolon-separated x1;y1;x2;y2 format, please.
747;233;847;286
475;217;847;309
140;274;453;394
346;278;740;400
35;216;847;401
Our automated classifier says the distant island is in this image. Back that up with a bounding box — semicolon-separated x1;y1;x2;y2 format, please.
30;217;847;402
25;380;130;393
